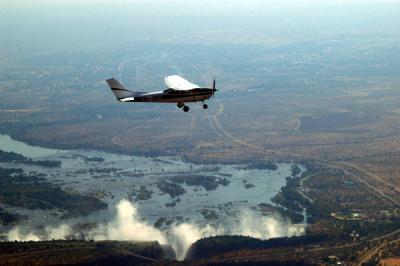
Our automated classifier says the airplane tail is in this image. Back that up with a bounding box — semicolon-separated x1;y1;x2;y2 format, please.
106;78;139;101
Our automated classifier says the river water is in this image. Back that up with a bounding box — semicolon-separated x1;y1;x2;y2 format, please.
0;134;305;234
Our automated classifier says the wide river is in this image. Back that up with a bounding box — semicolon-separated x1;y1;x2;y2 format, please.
0;134;305;235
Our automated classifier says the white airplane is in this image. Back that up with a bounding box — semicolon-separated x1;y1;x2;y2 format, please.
106;75;217;112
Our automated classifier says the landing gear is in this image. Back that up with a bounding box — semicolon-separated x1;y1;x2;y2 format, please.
177;102;189;112
177;102;207;112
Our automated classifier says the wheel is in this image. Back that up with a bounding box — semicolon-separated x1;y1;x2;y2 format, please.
177;102;184;108
183;106;189;112
203;104;208;109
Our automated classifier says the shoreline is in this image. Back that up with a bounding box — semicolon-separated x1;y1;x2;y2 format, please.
0;130;304;165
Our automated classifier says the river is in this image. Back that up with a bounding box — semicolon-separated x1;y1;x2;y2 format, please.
0;134;306;236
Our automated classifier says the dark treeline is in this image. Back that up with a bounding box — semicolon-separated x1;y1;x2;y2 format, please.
0;240;170;264
198;260;311;266
0;167;107;218
0;150;61;168
0;207;22;225
185;234;328;260
272;163;319;214
236;161;279;171
168;175;230;191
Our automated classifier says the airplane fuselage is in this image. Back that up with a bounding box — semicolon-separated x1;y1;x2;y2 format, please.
120;88;213;103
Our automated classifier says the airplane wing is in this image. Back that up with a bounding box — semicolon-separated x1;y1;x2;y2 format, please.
164;75;200;91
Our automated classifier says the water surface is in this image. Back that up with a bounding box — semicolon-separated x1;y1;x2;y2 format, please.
0;134;304;231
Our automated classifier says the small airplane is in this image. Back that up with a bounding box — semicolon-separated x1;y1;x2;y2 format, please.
106;75;217;112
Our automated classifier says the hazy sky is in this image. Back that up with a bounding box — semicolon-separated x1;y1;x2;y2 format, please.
1;0;399;56
2;0;399;11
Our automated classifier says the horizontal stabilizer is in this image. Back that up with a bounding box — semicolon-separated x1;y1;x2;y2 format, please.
106;78;141;101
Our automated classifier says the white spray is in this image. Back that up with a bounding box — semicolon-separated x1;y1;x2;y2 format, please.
94;199;167;244
7;224;72;241
6;200;304;260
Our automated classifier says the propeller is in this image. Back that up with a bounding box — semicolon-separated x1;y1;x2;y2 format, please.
212;78;217;98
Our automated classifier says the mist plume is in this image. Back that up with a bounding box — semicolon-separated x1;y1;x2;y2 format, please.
7;199;304;260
